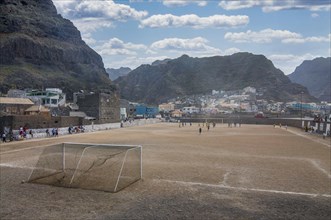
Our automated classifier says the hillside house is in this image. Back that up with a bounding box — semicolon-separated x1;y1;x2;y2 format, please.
171;109;183;118
26;88;66;107
159;103;175;112
182;106;200;114
24;105;50;116
0;97;34;116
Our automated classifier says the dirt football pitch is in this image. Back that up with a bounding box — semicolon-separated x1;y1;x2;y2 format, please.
0;123;330;219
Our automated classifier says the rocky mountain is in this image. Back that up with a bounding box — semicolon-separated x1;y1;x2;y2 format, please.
115;53;317;104
106;67;131;81
0;0;115;98
289;57;330;102
151;59;171;66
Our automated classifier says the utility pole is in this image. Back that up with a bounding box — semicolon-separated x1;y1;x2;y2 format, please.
301;91;304;128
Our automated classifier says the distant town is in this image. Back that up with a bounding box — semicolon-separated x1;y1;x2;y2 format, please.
1;86;330;142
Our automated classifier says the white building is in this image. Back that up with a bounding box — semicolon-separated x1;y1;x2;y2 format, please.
243;87;256;94
182;106;200;114
26;88;66;108
120;108;127;120
212;90;219;95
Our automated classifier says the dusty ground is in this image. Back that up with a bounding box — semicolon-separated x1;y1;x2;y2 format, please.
0;123;330;219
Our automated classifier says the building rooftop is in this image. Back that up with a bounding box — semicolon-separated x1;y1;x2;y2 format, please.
24;105;50;112
0;97;34;105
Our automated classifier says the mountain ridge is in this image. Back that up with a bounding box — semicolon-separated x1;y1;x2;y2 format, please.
106;67;131;81
115;53;317;104
0;0;115;98
288;57;331;102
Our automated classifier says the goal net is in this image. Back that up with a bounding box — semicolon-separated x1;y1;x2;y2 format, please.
27;143;142;192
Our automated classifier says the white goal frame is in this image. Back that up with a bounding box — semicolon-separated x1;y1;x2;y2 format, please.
28;142;142;192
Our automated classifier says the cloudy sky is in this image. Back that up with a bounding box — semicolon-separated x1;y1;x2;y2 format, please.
53;0;330;74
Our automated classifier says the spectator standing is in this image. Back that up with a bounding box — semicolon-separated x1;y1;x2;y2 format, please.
2;133;6;143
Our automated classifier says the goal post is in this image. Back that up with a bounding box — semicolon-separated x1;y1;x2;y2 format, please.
27;142;142;192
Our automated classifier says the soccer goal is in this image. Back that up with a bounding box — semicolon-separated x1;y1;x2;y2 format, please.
27;143;142;192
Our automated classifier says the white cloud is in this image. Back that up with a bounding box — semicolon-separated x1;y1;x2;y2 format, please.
104;56;170;69
150;37;221;54
224;29;302;43
197;1;208;7
71;17;113;33
219;0;331;12
268;53;318;74
311;13;319;18
225;29;331;44
95;38;147;56
223;47;241;55
219;0;262;10
162;0;207;7
282;34;331;43
53;0;147;20
140;14;249;28
52;0;76;15
53;0;148;33
82;33;96;45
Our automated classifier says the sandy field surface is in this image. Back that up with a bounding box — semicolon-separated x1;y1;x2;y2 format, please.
0;123;330;219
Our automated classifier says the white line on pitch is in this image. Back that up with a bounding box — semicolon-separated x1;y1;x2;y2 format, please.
285;128;330;148
0;144;55;155
154;179;331;198
308;160;331;179
0;163;34;170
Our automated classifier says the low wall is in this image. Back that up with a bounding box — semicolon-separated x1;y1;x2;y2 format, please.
10;118;161;140
180;117;330;134
123;118;161;127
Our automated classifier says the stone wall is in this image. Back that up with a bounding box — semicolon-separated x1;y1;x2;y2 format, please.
99;92;120;123
76;92;120;123
0;115;85;132
76;93;99;119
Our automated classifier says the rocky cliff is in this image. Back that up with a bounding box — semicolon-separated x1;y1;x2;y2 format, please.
115;53;317;104
0;0;115;98
289;57;331;102
106;67;131;81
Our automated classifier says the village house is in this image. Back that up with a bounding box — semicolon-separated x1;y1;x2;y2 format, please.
24;105;50;117
171;109;183;118
159;103;175;112
0;97;34;116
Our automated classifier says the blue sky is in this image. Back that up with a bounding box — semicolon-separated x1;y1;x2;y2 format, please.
53;0;330;74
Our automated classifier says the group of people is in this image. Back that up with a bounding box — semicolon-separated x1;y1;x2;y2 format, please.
198;122;216;134
177;121;218;134
227;121;241;128
45;128;58;137
273;123;287;130
1;126;34;143
68;125;85;134
19;126;34;139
